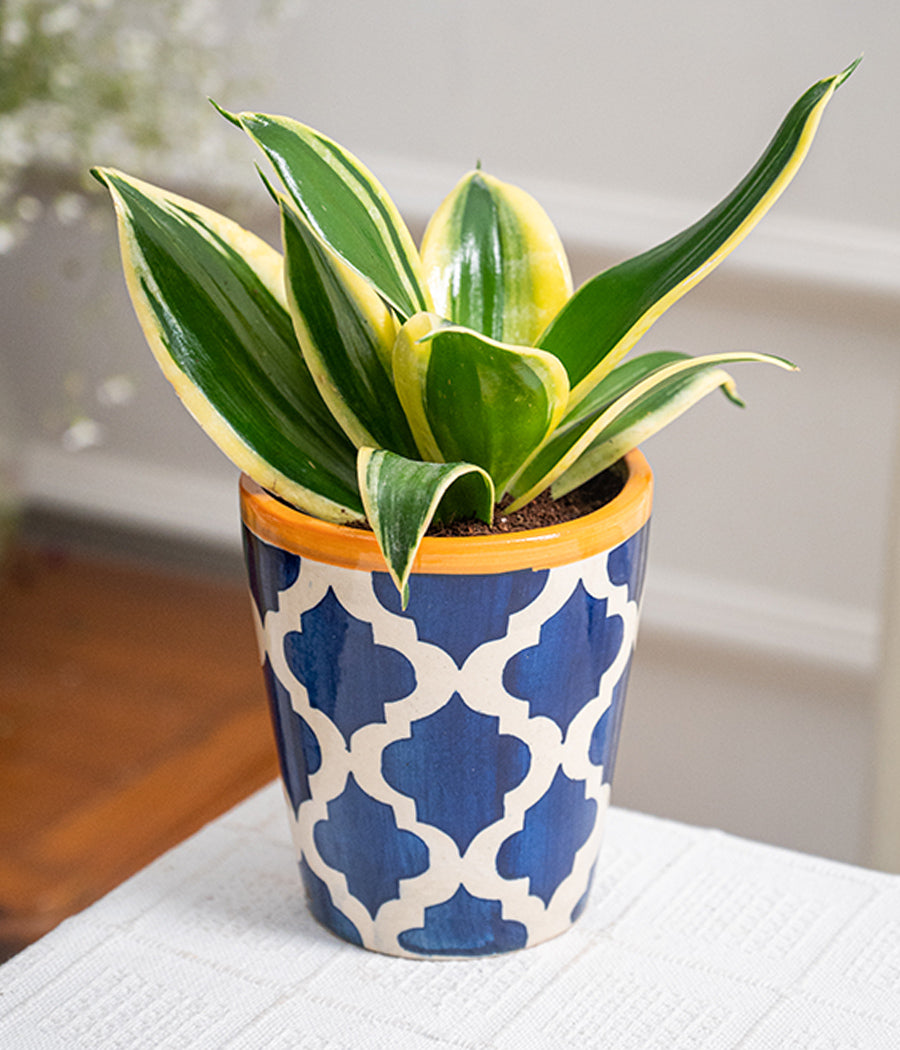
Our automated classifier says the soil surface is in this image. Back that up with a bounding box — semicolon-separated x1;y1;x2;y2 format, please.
427;462;627;537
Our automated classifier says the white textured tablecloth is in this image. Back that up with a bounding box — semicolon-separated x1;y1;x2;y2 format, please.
2;783;898;1049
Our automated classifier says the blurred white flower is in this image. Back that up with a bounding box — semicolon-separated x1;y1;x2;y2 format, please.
96;374;136;407
50;62;79;92
61;417;105;453
0;115;32;168
0;0;296;250
3;18;29;48
115;28;157;73
0;0;301;455
15;195;43;222
53;191;87;223
40;5;81;36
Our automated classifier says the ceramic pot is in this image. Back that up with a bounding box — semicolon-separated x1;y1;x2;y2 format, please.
240;449;652;958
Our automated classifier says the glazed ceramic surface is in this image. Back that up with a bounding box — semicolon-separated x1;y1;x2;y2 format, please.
241;452;652;958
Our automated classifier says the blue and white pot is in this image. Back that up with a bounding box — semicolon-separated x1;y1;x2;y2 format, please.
240;449;652;958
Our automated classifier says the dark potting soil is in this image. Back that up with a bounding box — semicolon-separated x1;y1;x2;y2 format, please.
427;460;628;537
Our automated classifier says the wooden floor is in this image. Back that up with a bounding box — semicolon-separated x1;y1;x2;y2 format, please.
0;521;280;961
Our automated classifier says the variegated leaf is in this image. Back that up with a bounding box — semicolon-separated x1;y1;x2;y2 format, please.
507;351;796;510
420;169;572;346
218;105;430;321
280;197;418;456
392;321;570;495
92;167;363;521
358;447;494;605
539;60;859;409
390;312;447;462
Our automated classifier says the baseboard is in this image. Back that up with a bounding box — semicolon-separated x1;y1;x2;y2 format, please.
21;440;878;676
22;442;241;548
640;568;877;675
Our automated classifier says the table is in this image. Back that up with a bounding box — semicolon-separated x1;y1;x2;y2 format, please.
2;783;898;1048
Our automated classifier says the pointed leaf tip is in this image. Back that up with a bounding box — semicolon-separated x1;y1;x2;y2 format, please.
358;447;494;602
835;56;863;86
226;111;429;321
539;66;849;409
255;163;281;204
209;98;242;127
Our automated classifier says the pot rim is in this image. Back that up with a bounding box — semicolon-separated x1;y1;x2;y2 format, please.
240;449;652;575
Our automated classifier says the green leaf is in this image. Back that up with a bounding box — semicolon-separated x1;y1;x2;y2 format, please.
550;363;737;497
390;312;447;462
420;169;572;346
507;351;796;510
91;167;363;521
218;105;430;321
280;197;418;456
539;59;859;408
559;350;744;428
392;321;570;495
358;447;494;605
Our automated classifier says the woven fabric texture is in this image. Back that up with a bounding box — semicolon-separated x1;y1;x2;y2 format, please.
2;784;898;1048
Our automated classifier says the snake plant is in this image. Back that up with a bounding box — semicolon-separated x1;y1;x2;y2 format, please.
93;61;857;603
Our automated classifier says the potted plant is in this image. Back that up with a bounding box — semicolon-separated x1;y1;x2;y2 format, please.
92;61;856;957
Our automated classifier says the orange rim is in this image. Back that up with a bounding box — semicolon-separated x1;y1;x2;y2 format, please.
240;449;653;575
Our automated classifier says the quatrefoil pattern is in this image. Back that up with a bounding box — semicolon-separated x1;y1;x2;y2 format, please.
244;523;649;957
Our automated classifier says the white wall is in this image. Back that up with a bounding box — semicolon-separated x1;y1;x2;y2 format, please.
236;0;892;229
3;0;898;865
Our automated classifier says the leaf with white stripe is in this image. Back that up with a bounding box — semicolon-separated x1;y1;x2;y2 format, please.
358;447;494;606
219;105;430;321
280;197;417;456
92;167;363;521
